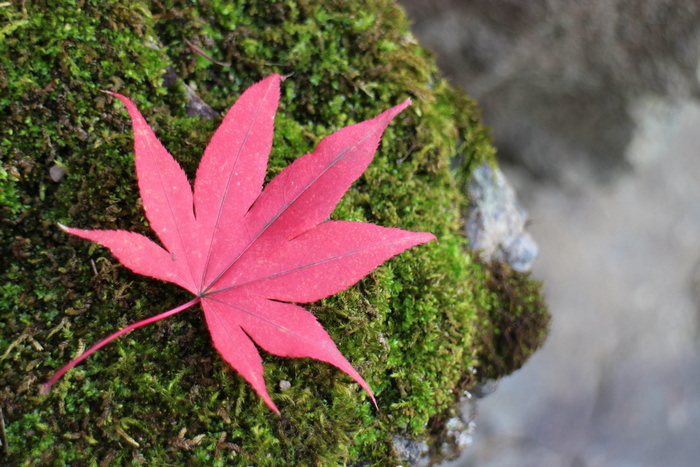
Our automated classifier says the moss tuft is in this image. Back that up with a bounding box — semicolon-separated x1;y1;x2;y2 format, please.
1;0;547;464
475;261;550;380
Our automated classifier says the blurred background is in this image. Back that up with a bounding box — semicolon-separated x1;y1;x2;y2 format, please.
398;2;700;466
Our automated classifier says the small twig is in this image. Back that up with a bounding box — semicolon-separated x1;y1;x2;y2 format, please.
46;317;69;340
396;142;417;164
114;425;139;448
0;405;9;457
1;329;28;361
184;39;231;67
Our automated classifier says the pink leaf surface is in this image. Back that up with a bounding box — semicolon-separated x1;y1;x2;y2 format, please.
44;75;435;413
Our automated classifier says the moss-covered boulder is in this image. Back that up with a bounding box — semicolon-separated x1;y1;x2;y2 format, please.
0;1;548;464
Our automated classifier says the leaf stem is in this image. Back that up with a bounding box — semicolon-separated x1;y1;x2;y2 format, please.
40;297;201;395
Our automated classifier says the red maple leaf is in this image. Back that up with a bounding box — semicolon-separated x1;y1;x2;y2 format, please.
42;75;435;413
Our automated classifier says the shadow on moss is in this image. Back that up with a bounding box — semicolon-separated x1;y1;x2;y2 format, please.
476;261;550;381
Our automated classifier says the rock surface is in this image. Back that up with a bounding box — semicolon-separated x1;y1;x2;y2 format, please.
451;96;700;467
400;0;700;183
466;163;538;272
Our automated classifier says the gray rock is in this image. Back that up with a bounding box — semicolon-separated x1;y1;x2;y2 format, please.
392;435;430;467
49;164;67;183
466;163;538;271
278;380;291;391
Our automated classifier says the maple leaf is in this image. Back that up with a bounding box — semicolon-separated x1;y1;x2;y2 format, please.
42;75;435;413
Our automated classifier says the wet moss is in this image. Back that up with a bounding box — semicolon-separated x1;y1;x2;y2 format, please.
1;0;546;464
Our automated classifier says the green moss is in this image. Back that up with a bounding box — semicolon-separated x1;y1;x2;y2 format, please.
0;0;547;464
475;261;550;381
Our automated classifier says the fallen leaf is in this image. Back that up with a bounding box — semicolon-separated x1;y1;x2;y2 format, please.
42;74;435;413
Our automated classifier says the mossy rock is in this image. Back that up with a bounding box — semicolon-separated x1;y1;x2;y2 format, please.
0;0;548;465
